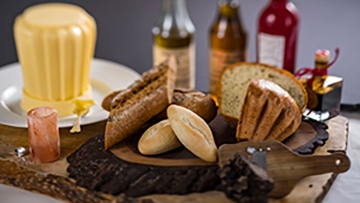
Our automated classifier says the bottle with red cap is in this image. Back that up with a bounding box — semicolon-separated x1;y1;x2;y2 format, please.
257;0;299;73
296;48;342;121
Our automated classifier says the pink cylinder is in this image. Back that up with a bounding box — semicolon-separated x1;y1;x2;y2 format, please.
27;107;60;163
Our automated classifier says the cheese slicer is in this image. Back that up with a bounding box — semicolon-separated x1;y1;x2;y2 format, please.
218;140;350;198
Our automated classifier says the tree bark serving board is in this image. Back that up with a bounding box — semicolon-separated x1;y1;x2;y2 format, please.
0;115;349;203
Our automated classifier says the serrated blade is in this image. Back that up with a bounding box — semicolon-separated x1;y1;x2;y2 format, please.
252;150;267;171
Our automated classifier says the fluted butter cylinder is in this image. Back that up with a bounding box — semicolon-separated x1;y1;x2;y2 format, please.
14;3;96;116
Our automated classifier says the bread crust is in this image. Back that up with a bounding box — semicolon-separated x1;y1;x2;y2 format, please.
167;105;218;163
236;79;302;142
102;88;217;123
137;119;181;155
104;57;177;149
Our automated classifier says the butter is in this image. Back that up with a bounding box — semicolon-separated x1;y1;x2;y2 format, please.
14;3;97;116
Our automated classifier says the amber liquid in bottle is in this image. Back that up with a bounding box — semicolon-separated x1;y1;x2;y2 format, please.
209;0;247;105
153;0;195;89
301;50;343;121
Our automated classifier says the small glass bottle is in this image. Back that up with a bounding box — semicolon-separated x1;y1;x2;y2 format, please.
152;0;195;89
257;0;299;73
209;0;247;104
296;48;342;121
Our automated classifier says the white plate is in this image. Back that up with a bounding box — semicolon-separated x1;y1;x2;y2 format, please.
0;58;140;128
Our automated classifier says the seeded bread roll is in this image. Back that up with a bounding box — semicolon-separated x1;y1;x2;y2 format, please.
104;57;177;150
220;62;307;128
102;88;217;123
236;79;302;142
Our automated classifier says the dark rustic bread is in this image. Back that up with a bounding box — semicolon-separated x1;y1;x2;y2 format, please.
236;79;302;142
102;88;217;123
104;57;177;149
218;152;274;203
67;134;221;197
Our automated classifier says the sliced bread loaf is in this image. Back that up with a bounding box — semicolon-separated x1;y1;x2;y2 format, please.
236;79;302;142
220;62;307;128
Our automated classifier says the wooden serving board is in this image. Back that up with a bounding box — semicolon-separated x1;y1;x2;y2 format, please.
0;115;349;203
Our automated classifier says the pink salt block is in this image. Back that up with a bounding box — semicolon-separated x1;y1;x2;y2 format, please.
27;107;60;163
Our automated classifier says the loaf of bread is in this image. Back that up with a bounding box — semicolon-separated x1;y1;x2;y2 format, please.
236;79;302;142
220;62;307;128
138;119;181;155
104;57;177;149
101;90;122;111
102;88;217;123
167;104;218;163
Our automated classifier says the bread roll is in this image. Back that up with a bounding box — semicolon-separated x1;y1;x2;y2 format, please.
104;57;177;149
236;79;302;142
220;62;307;128
102;88;218;123
167;104;218;163
138;119;181;155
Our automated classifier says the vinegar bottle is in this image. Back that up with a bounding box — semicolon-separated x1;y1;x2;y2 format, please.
209;0;247;104
152;0;195;89
257;0;299;73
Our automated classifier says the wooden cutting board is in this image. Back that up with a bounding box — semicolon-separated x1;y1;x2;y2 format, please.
0;115;349;203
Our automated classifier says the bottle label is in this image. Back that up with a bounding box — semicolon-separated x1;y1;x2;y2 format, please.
258;32;285;68
209;49;246;98
153;43;195;89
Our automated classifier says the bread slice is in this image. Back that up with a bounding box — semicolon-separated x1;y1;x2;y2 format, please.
104;57;177;149
220;62;307;128
167;104;218;163
236;79;302;142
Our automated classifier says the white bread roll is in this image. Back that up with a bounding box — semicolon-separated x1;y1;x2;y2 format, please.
138;119;181;155
167;104;218;163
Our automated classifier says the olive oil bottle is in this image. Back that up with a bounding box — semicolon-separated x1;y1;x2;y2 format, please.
152;0;195;89
209;0;247;104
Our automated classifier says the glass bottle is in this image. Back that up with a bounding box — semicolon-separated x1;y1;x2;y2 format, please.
257;0;299;73
296;48;342;121
152;0;195;89
209;0;247;104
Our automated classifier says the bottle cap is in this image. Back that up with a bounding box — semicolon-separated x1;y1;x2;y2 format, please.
315;49;330;63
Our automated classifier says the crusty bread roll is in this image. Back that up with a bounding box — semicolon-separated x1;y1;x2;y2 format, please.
104;57;177;150
220;62;307;128
138;119;181;155
236;79;302;142
167;104;218;163
102;88;217;123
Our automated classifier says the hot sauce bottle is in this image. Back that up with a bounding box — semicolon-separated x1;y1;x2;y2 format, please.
257;0;299;73
296;48;342;121
209;0;247;104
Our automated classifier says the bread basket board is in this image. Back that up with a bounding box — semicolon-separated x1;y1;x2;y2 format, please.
0;114;349;203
